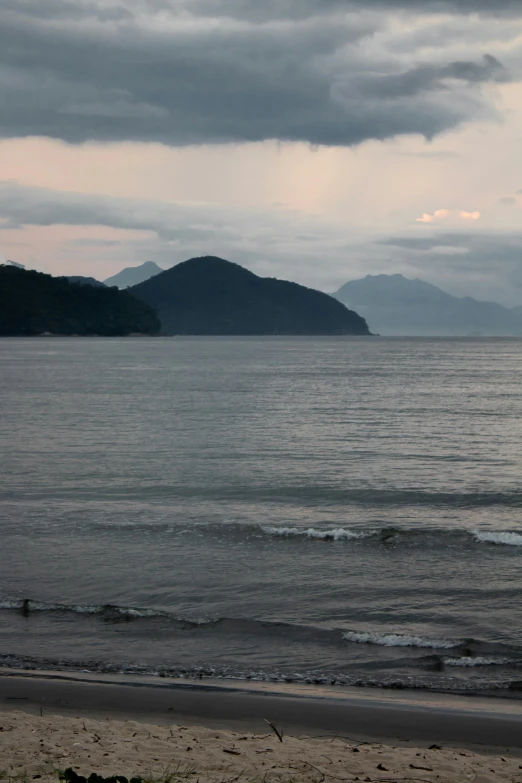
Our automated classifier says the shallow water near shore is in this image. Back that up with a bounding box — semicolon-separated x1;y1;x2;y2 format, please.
1;336;522;697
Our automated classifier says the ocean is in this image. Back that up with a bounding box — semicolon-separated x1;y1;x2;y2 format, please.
1;336;522;698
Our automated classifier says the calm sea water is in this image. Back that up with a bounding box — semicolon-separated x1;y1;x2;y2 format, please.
1;337;522;696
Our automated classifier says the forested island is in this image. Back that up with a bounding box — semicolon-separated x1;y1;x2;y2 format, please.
130;256;370;335
0;265;160;336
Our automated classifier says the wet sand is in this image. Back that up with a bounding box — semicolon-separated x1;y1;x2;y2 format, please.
1;670;522;751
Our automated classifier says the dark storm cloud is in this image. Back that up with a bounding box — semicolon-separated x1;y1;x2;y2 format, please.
333;55;506;102
0;0;513;146
136;0;522;21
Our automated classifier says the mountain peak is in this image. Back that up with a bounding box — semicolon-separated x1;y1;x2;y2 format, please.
333;272;521;336
103;261;163;289
159;255;258;281
335;273;450;305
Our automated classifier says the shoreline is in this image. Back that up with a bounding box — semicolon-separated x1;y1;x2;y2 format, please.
2;670;522;751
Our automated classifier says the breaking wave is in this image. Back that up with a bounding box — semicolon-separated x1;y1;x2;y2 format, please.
471;531;522;547
261;526;371;541
443;656;517;667
343;631;463;649
259;525;522;548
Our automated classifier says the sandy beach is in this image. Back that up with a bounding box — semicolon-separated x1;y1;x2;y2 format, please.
1;673;522;782
2;707;522;783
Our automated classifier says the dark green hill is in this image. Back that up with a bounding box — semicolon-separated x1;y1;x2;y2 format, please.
0;265;160;336
130;256;370;335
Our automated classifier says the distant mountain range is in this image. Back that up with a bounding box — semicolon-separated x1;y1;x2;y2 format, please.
130;256;370;335
104;261;163;289
9;259;519;337
0;265;160;336
334;274;522;336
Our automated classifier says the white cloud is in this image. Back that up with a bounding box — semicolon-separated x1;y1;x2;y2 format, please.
416;208;481;223
416;209;450;223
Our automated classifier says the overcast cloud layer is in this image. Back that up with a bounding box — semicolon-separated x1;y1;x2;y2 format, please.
0;0;518;146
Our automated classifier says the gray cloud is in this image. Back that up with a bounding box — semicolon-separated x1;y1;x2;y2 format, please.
0;0;515;147
498;196;517;205
67;238;132;247
0;179;325;255
59;1;522;21
204;0;522;16
2;179;522;306
4;0;522;25
378;232;522;304
0;180;244;246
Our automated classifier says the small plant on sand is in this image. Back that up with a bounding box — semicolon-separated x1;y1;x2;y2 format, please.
57;766;195;783
58;770;142;783
0;773;30;783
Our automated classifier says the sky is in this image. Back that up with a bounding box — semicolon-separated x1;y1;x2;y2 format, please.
1;0;522;305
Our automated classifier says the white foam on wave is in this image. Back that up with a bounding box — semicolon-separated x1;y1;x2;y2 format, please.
33;601;101;614
472;530;522;546
444;656;514;667
343;631;461;649
262;527;368;541
0;600;24;610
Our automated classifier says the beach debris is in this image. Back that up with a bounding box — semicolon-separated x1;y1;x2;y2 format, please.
377;763;389;770
428;745;442;750
223;748;241;755
263;718;284;742
410;764;434;771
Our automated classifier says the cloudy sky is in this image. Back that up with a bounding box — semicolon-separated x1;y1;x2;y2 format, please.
1;0;522;304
